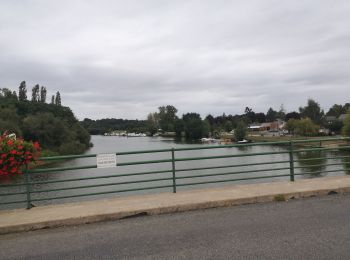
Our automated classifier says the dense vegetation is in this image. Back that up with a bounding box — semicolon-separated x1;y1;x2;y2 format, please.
81;118;147;135
81;100;350;141
0;81;90;155
144;101;350;140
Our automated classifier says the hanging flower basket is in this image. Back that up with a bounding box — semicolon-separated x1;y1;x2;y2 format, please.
0;133;41;175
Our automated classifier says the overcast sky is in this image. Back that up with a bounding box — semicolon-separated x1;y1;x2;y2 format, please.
1;0;349;120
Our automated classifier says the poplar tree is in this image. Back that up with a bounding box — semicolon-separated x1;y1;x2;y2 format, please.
31;84;40;101
40;86;47;103
55;91;61;106
18;81;27;101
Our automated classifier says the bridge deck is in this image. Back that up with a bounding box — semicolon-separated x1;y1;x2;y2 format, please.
1;175;350;235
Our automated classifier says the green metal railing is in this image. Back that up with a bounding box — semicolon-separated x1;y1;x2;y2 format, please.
1;137;350;210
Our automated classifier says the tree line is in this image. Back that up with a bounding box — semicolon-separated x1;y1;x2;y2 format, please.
146;100;350;140
0;81;90;155
81;99;350;140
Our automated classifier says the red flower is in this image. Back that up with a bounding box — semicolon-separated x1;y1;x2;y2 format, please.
7;140;14;146
33;142;40;150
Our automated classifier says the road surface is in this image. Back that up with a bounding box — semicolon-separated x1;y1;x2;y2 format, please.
1;194;350;259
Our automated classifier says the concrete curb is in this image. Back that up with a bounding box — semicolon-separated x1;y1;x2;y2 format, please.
1;176;350;235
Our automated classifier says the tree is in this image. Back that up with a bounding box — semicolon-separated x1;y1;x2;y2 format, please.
255;112;266;123
51;95;55;104
234;121;247;141
295;118;319;136
342;109;350;136
158;105;178;132
174;118;184;137
40;86;47;103
182;113;204;139
18;81;27;101
146;112;159;136
285;111;301;121
277;104;286;120
326;104;346;117
299;99;324;125
31;84;40;101
244;107;255;123
224;121;233;132
285;119;299;135
55;91;61;106
266;107;278;122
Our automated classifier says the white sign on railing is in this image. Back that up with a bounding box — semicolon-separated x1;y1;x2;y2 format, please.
96;153;117;168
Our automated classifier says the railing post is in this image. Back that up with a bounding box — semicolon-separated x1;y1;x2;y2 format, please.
289;141;295;182
171;148;177;193
24;164;32;209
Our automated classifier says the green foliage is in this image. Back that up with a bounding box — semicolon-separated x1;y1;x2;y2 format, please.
299;99;324;125
342;109;350;136
55;91;61;106
18;81;27;101
158;105;178;132
294;118;320;136
40;86;47;103
31;84;40;101
174;118;184;137
266;107;278;122
146;112;159;136
81;118;147;135
285;119;298;135
183;113;206;139
0;84;90;155
234;121;247;141
326;103;350;117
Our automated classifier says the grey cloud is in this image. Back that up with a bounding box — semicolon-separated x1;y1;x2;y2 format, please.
1;0;350;119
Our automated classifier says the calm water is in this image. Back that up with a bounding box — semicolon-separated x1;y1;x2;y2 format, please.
1;135;349;209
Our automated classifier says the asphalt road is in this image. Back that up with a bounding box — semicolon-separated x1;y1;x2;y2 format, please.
1;194;350;260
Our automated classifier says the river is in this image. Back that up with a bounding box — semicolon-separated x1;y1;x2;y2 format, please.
1;135;349;209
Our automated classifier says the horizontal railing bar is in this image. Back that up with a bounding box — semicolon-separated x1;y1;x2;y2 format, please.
31;177;173;194
30;169;172;185
294;162;349;169
176;167;290;180
294;168;345;176
29;165;97;174
116;148;172;155
177;174;291;187
175;151;290;162
0;191;27;197
293;146;350;153
176;160;290;172
117;159;172;166
40;154;97;161
173;141;291;151
31;184;174;202
294;155;350;163
292;137;350;144
0;199;27;205
0;182;26;188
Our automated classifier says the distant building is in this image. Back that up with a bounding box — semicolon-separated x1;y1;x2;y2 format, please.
325;116;337;124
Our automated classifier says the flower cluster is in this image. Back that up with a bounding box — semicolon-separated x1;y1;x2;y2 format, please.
0;133;41;175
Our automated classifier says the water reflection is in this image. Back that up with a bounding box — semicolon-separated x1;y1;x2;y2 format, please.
295;150;327;176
